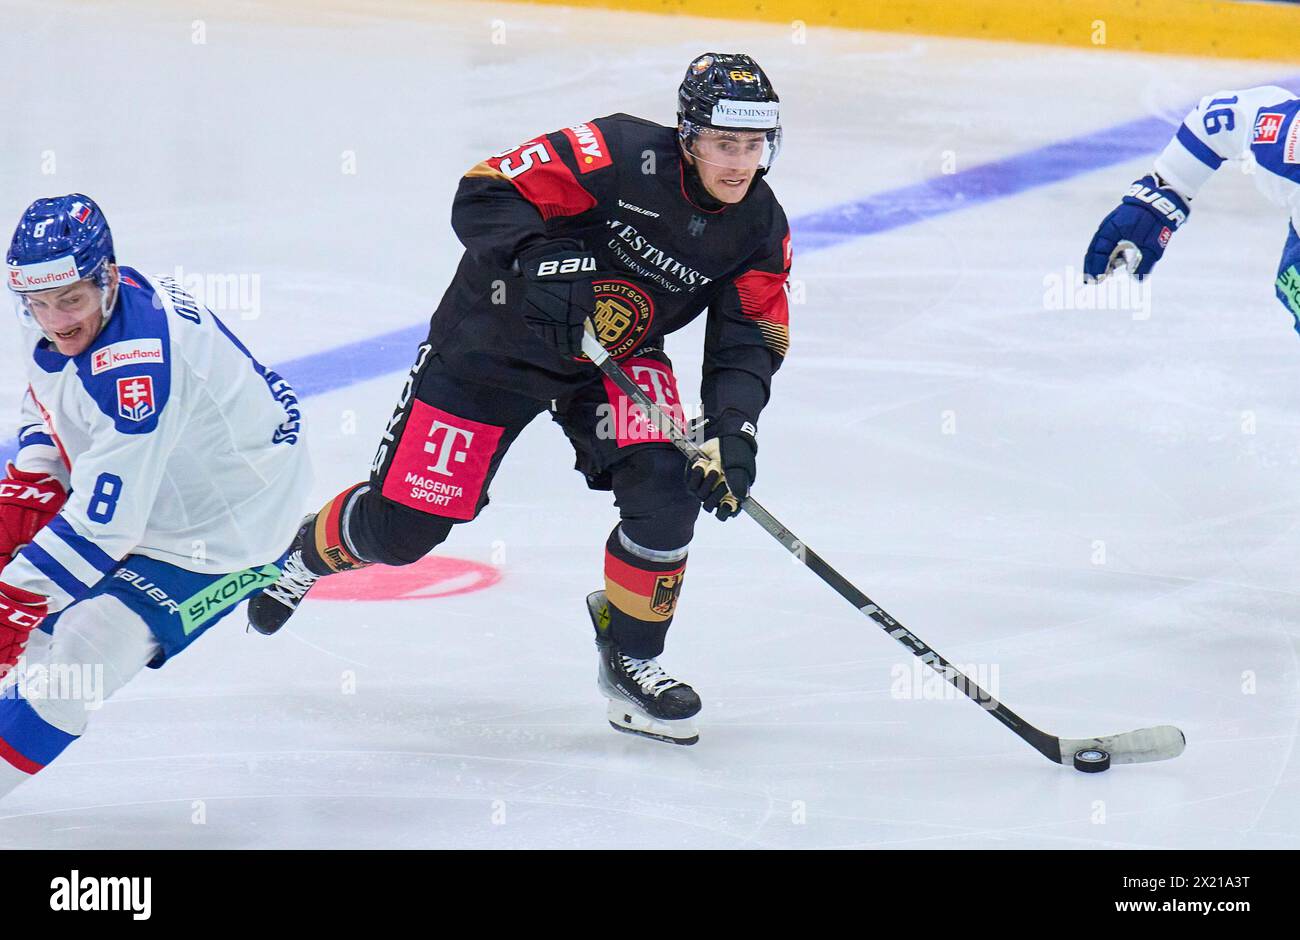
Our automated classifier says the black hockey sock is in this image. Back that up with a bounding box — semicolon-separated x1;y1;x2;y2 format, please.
602;526;687;659
301;483;372;576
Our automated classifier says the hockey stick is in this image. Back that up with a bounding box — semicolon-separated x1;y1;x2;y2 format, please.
581;326;1185;768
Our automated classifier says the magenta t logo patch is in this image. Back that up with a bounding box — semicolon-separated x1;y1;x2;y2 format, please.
380;400;503;520
599;357;683;447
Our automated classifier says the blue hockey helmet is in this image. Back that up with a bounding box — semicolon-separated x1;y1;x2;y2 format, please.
7;194;117;333
7;194;115;295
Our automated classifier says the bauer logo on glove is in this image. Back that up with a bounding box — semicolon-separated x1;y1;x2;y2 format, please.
1083;173;1191;282
516;240;599;357
534;256;597;278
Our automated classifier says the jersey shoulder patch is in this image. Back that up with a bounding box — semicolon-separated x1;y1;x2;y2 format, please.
75;269;173;434
1252;99;1300;180
560;120;614;175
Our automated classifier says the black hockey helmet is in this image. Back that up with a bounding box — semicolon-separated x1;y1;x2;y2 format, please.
677;53;781;172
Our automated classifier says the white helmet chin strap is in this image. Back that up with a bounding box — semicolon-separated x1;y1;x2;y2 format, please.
99;279;117;326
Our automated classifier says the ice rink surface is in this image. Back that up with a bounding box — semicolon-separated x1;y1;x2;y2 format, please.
3;0;1300;848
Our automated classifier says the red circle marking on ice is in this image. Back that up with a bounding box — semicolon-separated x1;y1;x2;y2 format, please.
311;556;501;602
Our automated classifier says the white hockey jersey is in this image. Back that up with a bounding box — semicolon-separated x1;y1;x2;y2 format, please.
1154;85;1300;227
5;267;312;613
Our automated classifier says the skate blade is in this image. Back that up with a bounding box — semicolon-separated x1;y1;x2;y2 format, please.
605;700;699;746
247;622;276;637
246;614;284;637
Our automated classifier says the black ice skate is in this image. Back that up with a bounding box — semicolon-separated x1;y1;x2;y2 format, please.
586;591;701;746
248;516;321;636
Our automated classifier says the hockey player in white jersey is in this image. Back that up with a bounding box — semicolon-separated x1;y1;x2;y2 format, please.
1084;85;1300;325
0;194;311;795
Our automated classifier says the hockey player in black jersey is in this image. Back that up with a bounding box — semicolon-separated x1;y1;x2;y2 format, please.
250;53;792;745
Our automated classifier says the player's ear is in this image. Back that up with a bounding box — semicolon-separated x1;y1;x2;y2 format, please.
107;263;119;289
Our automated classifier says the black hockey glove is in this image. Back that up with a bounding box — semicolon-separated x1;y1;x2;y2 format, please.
516;240;597;357
685;416;757;522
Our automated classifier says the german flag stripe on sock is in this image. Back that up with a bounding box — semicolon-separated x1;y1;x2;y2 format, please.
313;484;366;573
605;548;686;624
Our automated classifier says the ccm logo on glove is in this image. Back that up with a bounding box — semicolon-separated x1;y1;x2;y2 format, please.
0;463;67;568
0;582;48;675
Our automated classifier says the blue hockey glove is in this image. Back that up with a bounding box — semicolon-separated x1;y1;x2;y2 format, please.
1084;174;1190;282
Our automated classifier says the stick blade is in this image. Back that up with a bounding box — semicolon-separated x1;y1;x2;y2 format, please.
1058;725;1185;765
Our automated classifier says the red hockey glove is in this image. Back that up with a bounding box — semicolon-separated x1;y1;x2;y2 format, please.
0;583;47;676
0;463;67;568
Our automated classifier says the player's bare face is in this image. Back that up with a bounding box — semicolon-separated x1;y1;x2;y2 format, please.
25;271;115;356
689;131;766;204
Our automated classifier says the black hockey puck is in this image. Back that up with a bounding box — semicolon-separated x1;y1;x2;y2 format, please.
1073;748;1111;773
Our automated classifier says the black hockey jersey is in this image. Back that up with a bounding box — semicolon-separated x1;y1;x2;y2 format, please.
427;112;792;433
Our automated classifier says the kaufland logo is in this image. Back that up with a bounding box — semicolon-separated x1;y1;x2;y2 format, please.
1287;119;1300;165
7;256;79;292
91;339;165;375
710;99;779;129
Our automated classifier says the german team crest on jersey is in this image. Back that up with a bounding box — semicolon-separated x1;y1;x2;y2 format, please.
582;279;654;360
116;375;156;421
1255;112;1286;146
